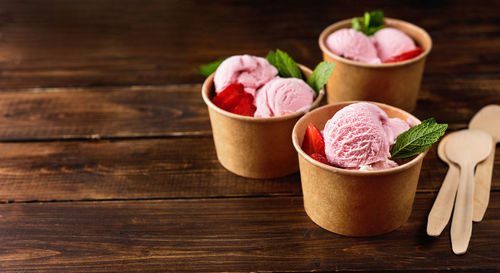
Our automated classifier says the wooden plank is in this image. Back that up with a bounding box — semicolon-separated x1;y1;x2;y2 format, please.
416;77;500;128
0;85;211;140
0;137;497;202
0;193;498;272
0;77;498;140
0;138;300;202
0;1;498;88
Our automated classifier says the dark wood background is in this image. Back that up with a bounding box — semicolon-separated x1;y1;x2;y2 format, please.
0;0;499;272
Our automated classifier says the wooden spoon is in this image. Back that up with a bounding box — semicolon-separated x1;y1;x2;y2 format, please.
427;133;460;236
445;129;492;255
469;104;500;222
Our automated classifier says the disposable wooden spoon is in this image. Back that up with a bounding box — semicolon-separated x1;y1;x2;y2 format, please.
445;129;492;255
469;104;500;222
427;133;460;236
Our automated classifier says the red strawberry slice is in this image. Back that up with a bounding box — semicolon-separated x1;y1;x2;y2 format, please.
213;83;256;116
301;123;326;157
384;47;424;63
232;92;256;117
310;153;331;165
213;83;245;111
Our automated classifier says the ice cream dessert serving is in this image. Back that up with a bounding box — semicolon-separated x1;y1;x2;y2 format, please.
199;50;335;117
325;11;424;64
293;101;445;236
324;102;410;170
199;50;334;179
301;102;447;171
318;10;432;112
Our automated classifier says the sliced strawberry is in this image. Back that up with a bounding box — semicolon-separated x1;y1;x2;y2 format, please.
310;153;331;165
384;47;424;63
301;123;326;157
232;92;256;116
213;83;257;116
213;83;245;111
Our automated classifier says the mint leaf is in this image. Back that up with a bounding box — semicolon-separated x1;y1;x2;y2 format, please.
352;17;363;32
364;12;371;28
266;50;278;68
367;24;384;36
390;118;448;159
198;58;226;77
274;49;303;79
369;10;384;27
352;10;384;35
365;10;384;35
307;61;335;96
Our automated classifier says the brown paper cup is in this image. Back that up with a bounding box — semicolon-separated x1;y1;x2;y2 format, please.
202;65;324;179
319;18;432;112
292;101;428;236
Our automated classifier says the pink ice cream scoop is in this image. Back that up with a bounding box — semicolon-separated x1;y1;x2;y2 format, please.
325;29;381;64
323;102;410;170
254;77;315;118
371;27;416;62
214;54;278;97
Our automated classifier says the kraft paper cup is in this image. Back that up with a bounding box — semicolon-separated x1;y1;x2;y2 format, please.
202;65;324;179
319;18;432;112
292;101;427;236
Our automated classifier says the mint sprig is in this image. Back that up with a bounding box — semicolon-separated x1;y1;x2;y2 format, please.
266;49;302;79
267;49;335;96
307;62;335;96
198;57;226;77
390;118;448;159
352;10;384;35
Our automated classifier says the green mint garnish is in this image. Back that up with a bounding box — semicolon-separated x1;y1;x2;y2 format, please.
266;49;302;79
198;57;226;77
266;50;278;68
352;10;384;35
390;118;448;159
267;49;334;95
307;61;335;96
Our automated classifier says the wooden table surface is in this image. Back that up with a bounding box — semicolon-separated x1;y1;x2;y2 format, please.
0;1;499;272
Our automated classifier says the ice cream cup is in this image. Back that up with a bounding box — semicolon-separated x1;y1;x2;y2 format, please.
318;18;432;112
202;65;324;179
292;101;427;236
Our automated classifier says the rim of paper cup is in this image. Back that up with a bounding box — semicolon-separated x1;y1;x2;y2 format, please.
318;17;433;68
201;64;325;123
292;101;429;177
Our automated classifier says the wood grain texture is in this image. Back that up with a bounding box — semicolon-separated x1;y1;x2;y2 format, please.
0;137;497;202
416;77;500;129
0;77;498;140
0;85;211;140
0;194;498;272
0;0;498;88
0;138;300;202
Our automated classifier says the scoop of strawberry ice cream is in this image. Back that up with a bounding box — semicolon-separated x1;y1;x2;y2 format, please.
214;55;278;97
323;102;410;170
254;77;315;118
325;29;381;64
371;27;416;62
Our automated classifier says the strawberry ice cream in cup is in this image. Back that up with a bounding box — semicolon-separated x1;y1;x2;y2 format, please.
254;77;315;118
202;54;325;179
214;55;278;97
323;102;411;170
325;28;381;64
292;101;429;236
371;27;418;62
319;14;432;112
